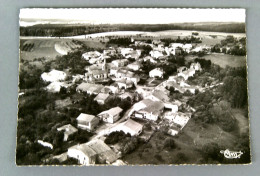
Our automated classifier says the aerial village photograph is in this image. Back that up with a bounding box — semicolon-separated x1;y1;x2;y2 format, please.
17;8;250;165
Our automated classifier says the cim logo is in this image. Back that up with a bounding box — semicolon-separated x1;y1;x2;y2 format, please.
220;149;243;159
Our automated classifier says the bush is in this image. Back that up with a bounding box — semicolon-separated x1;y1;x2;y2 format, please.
163;138;176;150
105;131;130;145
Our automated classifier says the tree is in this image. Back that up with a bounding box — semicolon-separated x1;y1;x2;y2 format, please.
163;138;176;150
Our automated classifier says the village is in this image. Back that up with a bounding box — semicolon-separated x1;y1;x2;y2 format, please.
17;30;249;165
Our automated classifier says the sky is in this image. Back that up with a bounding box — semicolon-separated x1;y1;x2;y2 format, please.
20;8;246;26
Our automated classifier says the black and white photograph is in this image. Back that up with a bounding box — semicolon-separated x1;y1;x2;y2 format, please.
17;8;250;165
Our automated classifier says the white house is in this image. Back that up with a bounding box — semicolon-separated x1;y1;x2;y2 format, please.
164;112;190;129
111;59;128;67
98;107;123;123
82;51;101;61
149;50;164;59
116;79;133;89
41;70;67;82
111;119;143;136
149;68;164;78
76;113;100;131
57;124;78;141
120;48;134;57
76;83;104;95
68;143;97;165
131;99;164;121
127;62;141;71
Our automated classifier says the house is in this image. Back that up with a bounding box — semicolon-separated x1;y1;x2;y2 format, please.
131;99;164;121
41;69;67;82
111;119;143;136
94;93;110;105
112;59;128;67
46;82;71;93
76;83;104;95
116;79;133;89
165;81;185;94
125;50;142;60
119;48;134;57
109;67;119;76
82;51;101;61
135;87;153;99
164;112;190;129
146;90;170;102
149;68;164;78
113;69;140;85
183;44;193;53
109;83;119;94
98;107;123;123
127;62;141;71
103;48;116;56
68;139;118;165
86;139;118;164
57;124;78;141
76;113;100;131
163;102;178;113
149;50;164;59
68;143;97;165
177;68;195;80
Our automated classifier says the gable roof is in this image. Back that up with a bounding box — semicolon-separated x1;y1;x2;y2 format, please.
87;139;118;163
122;119;143;134
69;143;97;158
98;107;123;117
77;113;96;122
76;83;104;94
151;90;169;102
94;93;110;101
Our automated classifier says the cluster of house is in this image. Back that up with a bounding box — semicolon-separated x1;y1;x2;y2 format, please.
158;62;202;94
37;38;206;165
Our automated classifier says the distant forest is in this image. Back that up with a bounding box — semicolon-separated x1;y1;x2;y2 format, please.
20;22;246;37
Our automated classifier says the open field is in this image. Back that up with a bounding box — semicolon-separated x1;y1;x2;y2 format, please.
203;53;246;68
186;53;246;68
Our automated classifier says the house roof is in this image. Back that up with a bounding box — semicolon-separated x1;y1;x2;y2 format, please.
94;93;110;101
122;119;143;134
98;107;123;117
57;124;78;135
77;113;96;122
69;143;97;158
136;99;164;115
87;139;118;163
141;100;165;115
90;69;107;75
152;90;169;102
76;83;104;94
